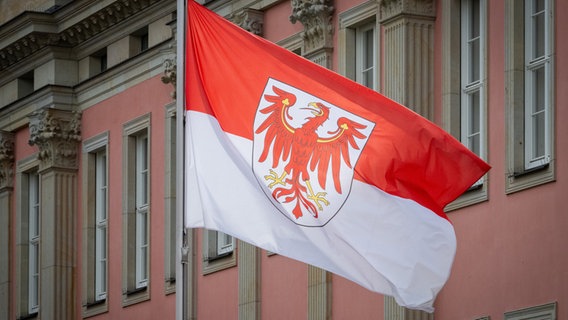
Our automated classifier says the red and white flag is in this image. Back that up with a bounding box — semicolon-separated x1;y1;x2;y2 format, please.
184;0;489;311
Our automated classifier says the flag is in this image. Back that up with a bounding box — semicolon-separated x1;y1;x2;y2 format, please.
184;0;490;312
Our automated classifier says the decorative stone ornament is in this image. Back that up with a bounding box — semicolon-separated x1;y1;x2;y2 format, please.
28;108;81;171
0;131;14;190
162;57;177;99
230;8;264;36
290;0;334;55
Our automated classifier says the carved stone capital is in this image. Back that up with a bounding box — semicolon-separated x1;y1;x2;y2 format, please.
230;8;264;36
290;0;334;54
161;57;177;99
0;131;15;190
380;0;435;23
28;108;82;171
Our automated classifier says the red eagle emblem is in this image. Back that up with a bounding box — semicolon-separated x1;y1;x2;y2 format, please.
253;80;373;226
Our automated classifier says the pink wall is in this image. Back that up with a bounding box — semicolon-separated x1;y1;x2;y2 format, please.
78;75;175;319
260;253;307;319
433;0;568;318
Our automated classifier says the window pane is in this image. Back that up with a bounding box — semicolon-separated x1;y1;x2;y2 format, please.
533;110;545;158
470;38;480;82
364;29;374;69
534;10;545;58
468;91;481;156
471;0;480;38
534;66;545;112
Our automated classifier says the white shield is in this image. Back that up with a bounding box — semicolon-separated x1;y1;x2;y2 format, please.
253;78;375;227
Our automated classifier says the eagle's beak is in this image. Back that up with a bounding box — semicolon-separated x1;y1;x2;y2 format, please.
303;102;324;116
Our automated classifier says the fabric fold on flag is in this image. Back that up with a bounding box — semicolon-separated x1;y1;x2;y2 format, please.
184;0;490;312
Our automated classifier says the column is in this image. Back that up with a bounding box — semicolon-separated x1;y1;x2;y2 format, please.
380;0;435;318
28;108;81;320
380;0;435;120
0;131;14;320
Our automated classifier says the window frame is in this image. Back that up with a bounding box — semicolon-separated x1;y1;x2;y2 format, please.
15;156;40;319
338;0;380;90
82;132;109;317
524;0;551;170
27;171;40;315
355;21;377;90
122;114;151;306
504;0;555;194
504;302;556;320
202;230;236;275
443;0;489;211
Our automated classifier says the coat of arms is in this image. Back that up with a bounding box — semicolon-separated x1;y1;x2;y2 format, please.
253;79;375;226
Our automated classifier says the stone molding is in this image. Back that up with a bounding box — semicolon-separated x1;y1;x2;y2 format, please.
290;0;334;55
0;0;162;71
379;0;435;23
230;8;264;36
28;108;81;171
0;131;15;190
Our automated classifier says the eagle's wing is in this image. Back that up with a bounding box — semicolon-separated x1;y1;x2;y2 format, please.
310;117;367;194
255;86;296;168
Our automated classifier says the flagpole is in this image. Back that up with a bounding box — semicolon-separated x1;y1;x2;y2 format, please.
175;0;186;319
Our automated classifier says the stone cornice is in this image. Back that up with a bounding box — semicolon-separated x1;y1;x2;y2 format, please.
28;108;81;171
0;0;164;71
0;131;15;190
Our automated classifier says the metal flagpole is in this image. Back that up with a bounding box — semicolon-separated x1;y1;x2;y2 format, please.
175;0;187;319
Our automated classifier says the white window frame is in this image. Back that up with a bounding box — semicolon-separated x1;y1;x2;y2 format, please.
122;114;151;306
505;302;556;320
94;150;108;301
355;22;377;90
461;0;486;188
443;0;488;210
338;0;380;91
216;231;234;256
28;172;40;315
135;133;149;289
524;0;551;170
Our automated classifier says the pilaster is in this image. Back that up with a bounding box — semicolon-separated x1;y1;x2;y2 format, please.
0;131;14;320
28;108;81;320
385;296;434;320
290;0;334;68
238;240;261;319
307;266;331;319
380;0;435;120
380;0;435;315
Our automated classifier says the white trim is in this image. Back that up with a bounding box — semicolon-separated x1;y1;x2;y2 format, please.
524;0;551;169
95;150;108;301
135;132;149;289
28;172;40;314
355;22;377;90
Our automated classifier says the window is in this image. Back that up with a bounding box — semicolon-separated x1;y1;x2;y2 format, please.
202;230;236;274
505;302;556;320
442;0;488;210
94;150;108;300
28;171;40;315
338;0;380;90
356;22;377;90
16;157;40;319
504;0;555;193
135;132;149;289
82;132;109;317
524;0;551;170
133;26;150;53
461;0;486;190
122;114;151;305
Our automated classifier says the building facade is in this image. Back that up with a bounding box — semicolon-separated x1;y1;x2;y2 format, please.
0;0;566;319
